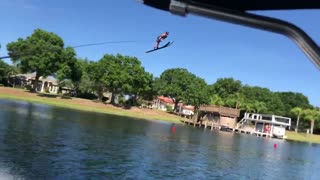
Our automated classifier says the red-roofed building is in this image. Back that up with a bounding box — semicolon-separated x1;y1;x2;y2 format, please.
153;96;175;111
157;96;174;104
153;96;194;116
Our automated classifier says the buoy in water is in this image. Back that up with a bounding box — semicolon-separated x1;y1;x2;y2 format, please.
172;125;176;133
274;143;277;149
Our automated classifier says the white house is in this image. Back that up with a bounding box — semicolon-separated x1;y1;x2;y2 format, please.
10;72;59;94
235;113;291;139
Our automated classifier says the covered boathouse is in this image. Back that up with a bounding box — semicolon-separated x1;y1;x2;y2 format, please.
181;105;240;130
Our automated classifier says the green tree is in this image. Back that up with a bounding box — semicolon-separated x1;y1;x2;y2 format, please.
155;68;189;110
241;86;272;103
6;29;73;92
0;60;22;86
241;102;256;113
275;92;312;109
86;61;105;100
253;101;268;113
121;55;154;100
209;94;225;106
268;94;286;115
276;92;312;116
235;92;245;109
302;109;320;134
77;59;94;94
290;107;303;133
138;77;157;101
209;77;242;99
184;76;210;110
155;68;208;111
98;54;152;105
240;85;285;115
56;48;80;80
0;59;10;85
202;76;313;117
224;96;236;108
133;72;155;101
57;51;83;92
224;92;245;109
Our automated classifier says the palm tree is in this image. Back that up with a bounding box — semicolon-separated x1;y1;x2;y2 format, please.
290;107;303;133
225;96;236;108
234;92;245;109
209;94;224;106
302;109;320;134
253;101;268;113
241;102;255;113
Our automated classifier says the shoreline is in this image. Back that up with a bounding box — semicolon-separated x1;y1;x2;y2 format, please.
0;87;183;124
284;131;320;144
1;87;319;144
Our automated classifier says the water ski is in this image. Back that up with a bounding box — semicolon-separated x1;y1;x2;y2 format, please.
145;41;174;53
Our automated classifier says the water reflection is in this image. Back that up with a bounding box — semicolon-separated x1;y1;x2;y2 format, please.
0;99;319;179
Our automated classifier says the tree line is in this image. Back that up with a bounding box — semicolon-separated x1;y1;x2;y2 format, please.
1;29;319;133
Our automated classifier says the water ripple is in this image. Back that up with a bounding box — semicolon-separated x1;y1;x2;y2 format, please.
0;100;319;179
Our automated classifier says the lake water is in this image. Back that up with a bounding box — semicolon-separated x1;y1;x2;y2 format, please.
0;99;319;179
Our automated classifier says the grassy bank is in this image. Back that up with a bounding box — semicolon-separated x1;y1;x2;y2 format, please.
1;87;320;144
0;87;183;123
285;131;320;144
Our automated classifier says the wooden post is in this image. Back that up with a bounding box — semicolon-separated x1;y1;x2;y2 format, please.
192;111;199;126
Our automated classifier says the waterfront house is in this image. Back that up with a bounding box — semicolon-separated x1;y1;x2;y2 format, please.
9;72;59;94
234;112;291;139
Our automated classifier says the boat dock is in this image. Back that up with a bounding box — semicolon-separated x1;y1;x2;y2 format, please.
181;118;220;130
181;108;291;139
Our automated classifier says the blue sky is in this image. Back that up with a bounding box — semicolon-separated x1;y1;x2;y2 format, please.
1;0;320;107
